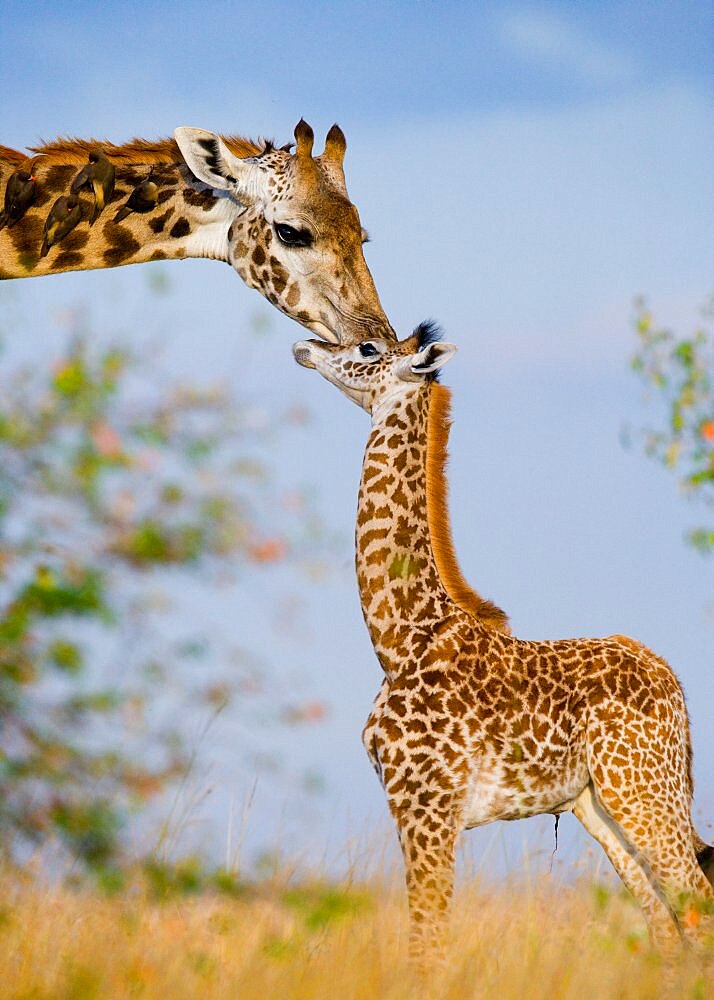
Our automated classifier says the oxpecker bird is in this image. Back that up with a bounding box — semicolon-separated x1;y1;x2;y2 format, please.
70;160;94;195
71;151;116;223
113;178;158;222
0;167;37;230
40;194;82;257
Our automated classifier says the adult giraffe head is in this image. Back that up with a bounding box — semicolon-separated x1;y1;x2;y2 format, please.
174;119;394;345
0;119;395;346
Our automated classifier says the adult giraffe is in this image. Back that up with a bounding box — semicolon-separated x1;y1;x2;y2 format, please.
0;120;394;345
293;324;714;975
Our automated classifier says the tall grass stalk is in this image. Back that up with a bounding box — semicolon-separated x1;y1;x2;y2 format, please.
1;870;711;999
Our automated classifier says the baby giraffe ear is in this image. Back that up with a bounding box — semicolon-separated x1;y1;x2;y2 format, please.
409;341;458;376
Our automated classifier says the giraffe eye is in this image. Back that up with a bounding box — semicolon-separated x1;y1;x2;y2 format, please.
275;222;313;247
358;342;379;359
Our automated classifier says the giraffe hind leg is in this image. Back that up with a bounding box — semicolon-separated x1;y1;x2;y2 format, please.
573;782;681;953
588;737;714;947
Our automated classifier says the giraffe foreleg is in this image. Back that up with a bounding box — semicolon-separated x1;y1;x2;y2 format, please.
394;803;459;982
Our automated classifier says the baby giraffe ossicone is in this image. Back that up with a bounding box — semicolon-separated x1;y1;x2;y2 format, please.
293;324;713;972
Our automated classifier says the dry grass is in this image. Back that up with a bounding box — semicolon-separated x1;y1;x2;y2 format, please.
1;872;711;999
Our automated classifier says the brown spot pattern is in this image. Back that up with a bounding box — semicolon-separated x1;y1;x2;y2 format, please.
103;227;141;267
149;208;172;234
169;217;190;239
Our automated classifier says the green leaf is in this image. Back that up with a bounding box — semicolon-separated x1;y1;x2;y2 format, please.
52;358;88;398
48;639;83;674
131;422;169;446
673;340;695;367
51;799;122;867
160;483;183;504
66;691;121;714
688;529;714;554
19;567;107;618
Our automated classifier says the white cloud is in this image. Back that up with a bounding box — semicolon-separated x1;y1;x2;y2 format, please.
499;8;638;86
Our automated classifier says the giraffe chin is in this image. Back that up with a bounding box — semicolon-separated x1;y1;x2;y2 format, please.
292;340;368;410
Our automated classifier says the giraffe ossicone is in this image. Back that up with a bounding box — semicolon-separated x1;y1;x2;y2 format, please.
294;326;714;972
0;120;394;346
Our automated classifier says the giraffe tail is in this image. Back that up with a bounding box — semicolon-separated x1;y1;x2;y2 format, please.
697;845;714;886
694;831;714;887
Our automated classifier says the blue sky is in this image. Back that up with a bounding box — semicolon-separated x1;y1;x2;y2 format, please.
1;2;712;876
3;2;711;140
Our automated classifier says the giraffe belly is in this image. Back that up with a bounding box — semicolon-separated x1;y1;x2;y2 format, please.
461;754;589;828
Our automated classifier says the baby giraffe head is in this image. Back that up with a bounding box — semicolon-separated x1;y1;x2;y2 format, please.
293;320;457;415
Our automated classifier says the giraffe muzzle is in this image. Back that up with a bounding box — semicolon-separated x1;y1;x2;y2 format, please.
292;342;317;369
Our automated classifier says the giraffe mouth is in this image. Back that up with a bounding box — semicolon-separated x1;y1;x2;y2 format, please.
325;297;395;345
307;319;340;345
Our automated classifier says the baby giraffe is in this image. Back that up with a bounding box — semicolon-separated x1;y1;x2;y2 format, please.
293;323;713;972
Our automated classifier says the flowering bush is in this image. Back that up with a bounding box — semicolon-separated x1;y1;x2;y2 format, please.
0;327;326;875
631;297;713;553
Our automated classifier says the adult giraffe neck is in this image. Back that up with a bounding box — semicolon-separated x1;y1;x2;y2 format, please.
355;382;509;677
0;137;253;279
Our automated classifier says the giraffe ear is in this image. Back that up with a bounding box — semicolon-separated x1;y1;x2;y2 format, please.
406;342;457;377
174;127;254;194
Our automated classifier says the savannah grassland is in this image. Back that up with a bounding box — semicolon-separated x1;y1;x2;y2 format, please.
1;869;712;1000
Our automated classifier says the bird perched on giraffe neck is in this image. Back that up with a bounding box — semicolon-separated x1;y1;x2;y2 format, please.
0;167;37;231
40;194;82;257
70;150;116;224
114;177;158;222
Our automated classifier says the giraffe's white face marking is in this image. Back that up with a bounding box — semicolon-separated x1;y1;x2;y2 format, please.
292;333;457;417
175;122;394;346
